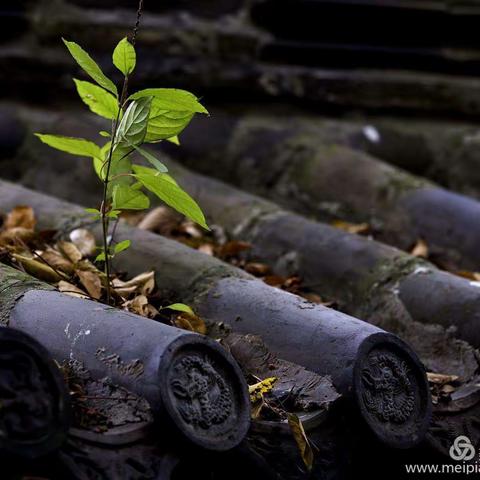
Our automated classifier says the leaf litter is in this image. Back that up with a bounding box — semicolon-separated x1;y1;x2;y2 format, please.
0;204;336;467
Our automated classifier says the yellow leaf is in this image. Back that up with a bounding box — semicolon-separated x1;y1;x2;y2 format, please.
248;377;277;403
13;254;62;283
287;413;314;471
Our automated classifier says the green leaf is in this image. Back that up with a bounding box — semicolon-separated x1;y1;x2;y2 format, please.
112;37;136;76
85;208;101;219
164;303;195;315
129;144;168;173
95;252;106;262
129;88;208;114
145;102;194;142
135;172;208;229
74;79;119;120
166;135;180;145
85;208;100;214
35;134;101;159
107;209;121;219
99;131;111;137
115;97;152;150
114;239;131;254
112;184;150;210
63;39;117;96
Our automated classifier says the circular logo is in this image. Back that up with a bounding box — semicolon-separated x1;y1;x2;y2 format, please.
449;435;476;461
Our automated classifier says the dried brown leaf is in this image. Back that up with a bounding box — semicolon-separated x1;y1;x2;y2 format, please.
113;284;138;297
217;240;251;258
250;399;265;419
454;270;480;281
57;241;83;264
113;271;155;296
76;269;102;300
123;294;159;318
263;275;286;287
178;221;203;238
13;254;62;282
137;206;180;234
173;312;207;335
331;220;370;235
0;227;35;245
441;384;456;394
427;372;459;385
41;248;75;274
287;413;314;471
197;243;215;255
4;206;36;230
411;239;429;258
245;262;271;276
76;259;102;274
69;228;96;257
301;292;324;304
58;280;89;299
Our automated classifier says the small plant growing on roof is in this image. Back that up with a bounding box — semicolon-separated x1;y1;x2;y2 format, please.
35;9;209;304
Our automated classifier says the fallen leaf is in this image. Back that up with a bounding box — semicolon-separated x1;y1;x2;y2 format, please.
40;248;75;274
427;372;459;385
197;243;215;255
4;206;36;230
69;228;96;257
249;377;277;403
58;280;89;299
173;311;207;335
76;269;102;300
263;275;286;287
250;399;265;419
113;283;138;297
124;294;159;318
137;206;180;234
411;239;429;258
454;270;480;281
287;413;314;471
113;271;155;297
331;220;370;235
245;262;271;276
0;227;35;245
217;240;251;258
57;241;83;264
13;254;63;282
178;221;203;238
301;292;324;304
441;384;456;394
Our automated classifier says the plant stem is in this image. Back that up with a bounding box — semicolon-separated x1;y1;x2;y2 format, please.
100;0;144;305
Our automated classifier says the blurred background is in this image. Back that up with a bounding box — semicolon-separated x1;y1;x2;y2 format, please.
3;1;480;206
